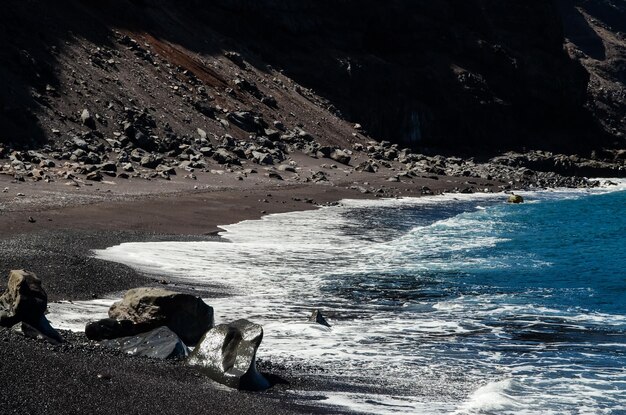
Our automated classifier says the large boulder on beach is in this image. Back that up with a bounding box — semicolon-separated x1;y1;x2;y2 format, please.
108;287;214;346
188;319;270;391
0;270;48;327
85;318;139;341
100;326;189;359
0;270;64;343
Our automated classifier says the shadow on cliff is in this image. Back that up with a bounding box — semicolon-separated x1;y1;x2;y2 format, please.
556;0;607;60
0;0;612;155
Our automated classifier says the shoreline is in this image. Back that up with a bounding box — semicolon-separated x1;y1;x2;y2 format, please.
0;173;489;415
1;175;624;415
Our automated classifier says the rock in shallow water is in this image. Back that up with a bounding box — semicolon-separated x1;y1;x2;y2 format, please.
507;194;524;204
187;319;270;391
308;309;331;327
108;287;214;346
100;326;189;359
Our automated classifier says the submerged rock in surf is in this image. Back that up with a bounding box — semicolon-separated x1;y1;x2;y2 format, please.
507;194;524;204
308;309;331;327
187;319;270;391
100;326;189;359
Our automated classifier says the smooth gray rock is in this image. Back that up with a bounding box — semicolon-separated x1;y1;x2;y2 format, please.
188;319;269;391
108;287;214;346
100;326;189;359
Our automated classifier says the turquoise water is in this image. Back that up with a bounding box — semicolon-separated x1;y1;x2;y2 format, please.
81;184;626;414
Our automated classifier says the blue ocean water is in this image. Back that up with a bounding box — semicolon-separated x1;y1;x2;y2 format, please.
59;184;626;414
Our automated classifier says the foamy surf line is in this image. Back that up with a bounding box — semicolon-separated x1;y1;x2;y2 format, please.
48;180;626;415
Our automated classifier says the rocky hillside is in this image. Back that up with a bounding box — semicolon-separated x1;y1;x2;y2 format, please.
0;0;624;160
558;0;626;145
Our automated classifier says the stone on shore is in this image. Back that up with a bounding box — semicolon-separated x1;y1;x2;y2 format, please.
12;319;64;345
100;326;189;359
507;194;524;204
85;317;139;341
188;319;270;391
0;270;64;343
0;270;48;327
108;287;214;346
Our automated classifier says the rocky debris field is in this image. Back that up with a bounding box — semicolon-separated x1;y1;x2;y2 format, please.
1;130;624;199
1;1;624;192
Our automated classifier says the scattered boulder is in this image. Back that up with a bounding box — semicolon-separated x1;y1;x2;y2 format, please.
197;128;207;139
0;270;63;344
227;111;264;133
330;149;351;165
100;326;189;360
355;161;377;173
311;171;328;182
108;287;214;346
0;270;47;327
507;194;524;204
140;154;163;169
188;319;270;391
308;309;331;327
81;109;96;129
213;148;240;165
86;171;103;181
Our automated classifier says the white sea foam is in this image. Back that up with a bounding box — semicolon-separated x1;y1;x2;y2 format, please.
50;182;626;414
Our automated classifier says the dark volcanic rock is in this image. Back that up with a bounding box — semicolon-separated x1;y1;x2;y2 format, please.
188;319;270;391
12;319;64;345
226;111;265;133
308;309;331;328
0;270;63;344
108;287;214;346
100;326;189;359
330;149;351;165
0;270;47;327
85;317;138;341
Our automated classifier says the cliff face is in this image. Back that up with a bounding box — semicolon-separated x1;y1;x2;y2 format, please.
558;0;626;145
207;0;597;151
0;0;622;155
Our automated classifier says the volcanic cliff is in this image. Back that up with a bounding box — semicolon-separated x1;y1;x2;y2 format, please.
0;0;624;156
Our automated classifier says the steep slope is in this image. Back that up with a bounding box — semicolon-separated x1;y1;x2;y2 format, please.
0;0;623;159
557;0;626;144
